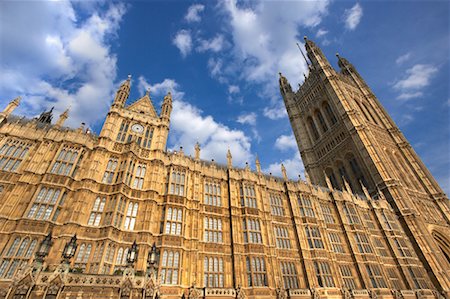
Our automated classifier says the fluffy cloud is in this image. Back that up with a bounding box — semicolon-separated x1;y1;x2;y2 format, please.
228;85;240;94
393;64;438;100
0;1;127;127
138;77;253;166
237;112;257;126
275;134;297;151
263;102;288;120
264;151;305;180
197;35;225;53
316;28;328;38
343;3;363;30
185;4;205;23
395;52;411;65
172;30;193;57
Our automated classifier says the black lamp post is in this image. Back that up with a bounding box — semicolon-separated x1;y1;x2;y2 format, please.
127;240;138;265
62;234;78;263
33;232;53;271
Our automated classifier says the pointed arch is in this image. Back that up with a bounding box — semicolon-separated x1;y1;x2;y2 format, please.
432;230;450;264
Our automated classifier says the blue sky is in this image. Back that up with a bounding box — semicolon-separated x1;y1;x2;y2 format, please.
0;1;448;193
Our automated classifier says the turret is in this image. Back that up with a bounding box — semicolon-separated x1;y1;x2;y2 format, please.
278;72;292;96
0;97;21;123
113;75;131;108
226;149;232;169
37;107;54;124
55;108;69;128
160;91;172;122
304;36;334;76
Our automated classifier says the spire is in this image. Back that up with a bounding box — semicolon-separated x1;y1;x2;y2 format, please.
255;155;261;173
37;107;54;124
360;180;371;199
303;36;332;73
281;164;287;181
342;176;352;193
279;72;292;94
194;142;200;160
1;96;21;118
113;75;131;107
55;107;69;127
160;91;173;121
324;171;334;190
226;149;232;168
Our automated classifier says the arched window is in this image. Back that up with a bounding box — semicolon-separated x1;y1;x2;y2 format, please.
27;187;64;221
165;207;183;235
124;202;138;230
88;197;106;226
362;102;380;125
204;256;224;287
307;117;320;140
322;102;337;125
0;139;31;172
315;109;328;133
160;250;180;285
75;243;92;272
0;237;38;279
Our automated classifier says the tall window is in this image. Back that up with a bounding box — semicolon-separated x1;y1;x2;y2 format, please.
27;187;63;221
305;226;324;249
321;204;336;224
170;171;186;196
246;257;267;287
160;250;180;285
373;237;388;257
124;202;138;230
366;264;387;288
314;261;335;287
362;212;376;229
242;218;262;244
114;197;126;228
124;160;136;185
204;182;221;206
240;184;257;208
315;109;328;133
270;193;285;216
343;202;360;224
0;237;37;279
0;140;30;172
386;267;402;290
89;243;104;274
308;117;320;140
165;207;182;235
142;127;153;149
328;232;345;253
339;265;357;289
50;147;81;176
88;197;106;226
114;247;129;272
408;266;428;289
74;243;92;272
204;257;224;288
280;261;299;289
102;243;116;274
394;237;412;257
132;164;146;189
323;102;337;125
380;210;400;230
102;158;118;184
348;157;367;189
354;232;373;253
204;217;223;243
298;194;315;217
274;226;291;249
116;120;130;142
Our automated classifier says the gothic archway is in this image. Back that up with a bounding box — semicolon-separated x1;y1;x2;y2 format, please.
432;230;450;264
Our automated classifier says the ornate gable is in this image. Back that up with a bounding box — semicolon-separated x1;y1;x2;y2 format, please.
126;93;158;118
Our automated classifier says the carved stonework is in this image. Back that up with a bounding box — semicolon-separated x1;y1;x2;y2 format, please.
236;285;246;299
276;287;287;299
188;283;202;299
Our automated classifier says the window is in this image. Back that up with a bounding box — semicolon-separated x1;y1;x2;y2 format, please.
354;232;373;254
0;140;30;172
298;194;315;217
242;218;262;244
204;257;224;288
362;212;376;229
381;210;400;230
124;160;136;185
314;261;334;287
366;264;387;288
270;193;285;216
246;257;267;287
204;182;222;206
160;251;180;285
165;207;182;235
0;237;37;279
124;202;138;230
340;265;357;289
323;102;337;125
329;232;345;253
408;266;429;289
315;109;328;133
394;237;412;257
170;171;186;196
74;243;92;272
280;261;299;289
305;226;324;249
114;247;129;272
88;197;106;226
27;187;63;221
373;237;388;257
102;158;118;184
132;164;146;189
240;184;257;208
386;267;402;290
274;226;291;249
308;117;320;140
50;147;81;176
90;243;104;274
102;243;116;274
321;204;335;224
116;120;130;142
343;202;360;224
348;157;367;189
142;127;153;149
204;217;223;243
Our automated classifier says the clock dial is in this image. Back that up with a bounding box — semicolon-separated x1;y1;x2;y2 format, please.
131;124;144;134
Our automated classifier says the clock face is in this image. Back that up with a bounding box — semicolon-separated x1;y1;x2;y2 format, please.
131;124;144;134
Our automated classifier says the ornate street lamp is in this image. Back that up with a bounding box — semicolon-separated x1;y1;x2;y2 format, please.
148;243;158;267
62;234;78;263
32;232;53;272
127;240;138;265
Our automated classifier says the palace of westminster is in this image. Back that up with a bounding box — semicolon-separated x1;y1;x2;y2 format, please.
0;38;449;299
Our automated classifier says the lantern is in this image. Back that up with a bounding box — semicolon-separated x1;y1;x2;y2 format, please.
127;240;138;264
62;234;78;260
36;232;53;259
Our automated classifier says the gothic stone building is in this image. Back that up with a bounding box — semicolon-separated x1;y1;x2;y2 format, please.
0;38;449;299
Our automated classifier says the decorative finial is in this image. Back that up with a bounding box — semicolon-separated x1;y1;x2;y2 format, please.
255;155;261;173
281;164;287;181
194;142;200;160
226;148;232;168
146;87;150;96
127;74;131;80
323;170;333;190
304;36;308;41
336;53;340;58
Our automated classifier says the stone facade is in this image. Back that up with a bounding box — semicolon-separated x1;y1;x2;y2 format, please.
0;39;449;299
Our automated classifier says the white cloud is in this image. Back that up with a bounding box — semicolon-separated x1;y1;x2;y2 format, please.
172;30;193;57
344;3;363;30
185;4;205;23
263;103;288;120
275;134;297;151
0;1;127;127
394;64;438;91
228;85;240;94
197;34;225;53
316;28;328;38
237;112;257;126
138;77;253;166
396;52;411;65
264;151;305;180
397;91;423;100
